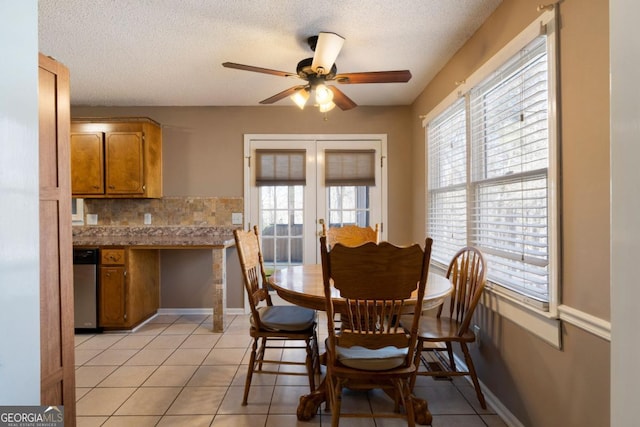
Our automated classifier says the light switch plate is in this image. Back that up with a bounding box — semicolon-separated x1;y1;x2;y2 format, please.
144;213;152;225
232;212;243;225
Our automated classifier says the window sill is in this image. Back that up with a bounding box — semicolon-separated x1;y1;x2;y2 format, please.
428;264;562;348
481;285;562;349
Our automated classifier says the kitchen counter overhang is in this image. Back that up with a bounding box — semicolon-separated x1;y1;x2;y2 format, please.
73;225;236;248
73;225;238;332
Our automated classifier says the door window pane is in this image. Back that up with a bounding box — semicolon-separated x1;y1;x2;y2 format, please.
328;186;370;227
259;185;304;270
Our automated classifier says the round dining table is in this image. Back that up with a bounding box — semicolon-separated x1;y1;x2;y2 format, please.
269;264;453;424
269;264;452;312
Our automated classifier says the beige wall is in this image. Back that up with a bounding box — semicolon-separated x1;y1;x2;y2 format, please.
410;0;610;425
72;106;414;242
72;105;414;310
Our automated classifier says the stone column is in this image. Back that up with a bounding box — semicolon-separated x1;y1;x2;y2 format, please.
211;247;227;332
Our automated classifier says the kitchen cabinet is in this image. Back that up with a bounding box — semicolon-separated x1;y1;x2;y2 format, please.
73;225;236;332
99;249;126;326
99;247;160;329
71;117;163;198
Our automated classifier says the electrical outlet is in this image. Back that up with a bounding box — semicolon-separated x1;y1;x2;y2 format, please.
144;213;152;225
231;212;243;225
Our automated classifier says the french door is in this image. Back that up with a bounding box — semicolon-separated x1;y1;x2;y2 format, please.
243;134;387;271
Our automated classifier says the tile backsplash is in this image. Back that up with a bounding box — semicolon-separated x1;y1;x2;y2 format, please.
81;197;243;226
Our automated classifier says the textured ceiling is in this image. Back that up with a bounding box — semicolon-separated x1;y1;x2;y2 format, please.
38;0;502;107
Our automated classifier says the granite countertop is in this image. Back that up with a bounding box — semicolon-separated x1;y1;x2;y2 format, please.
72;225;238;247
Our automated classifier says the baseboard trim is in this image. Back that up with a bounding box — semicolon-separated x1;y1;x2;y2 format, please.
155;307;246;316
156;308;213;316
557;304;611;341
450;353;525;427
477;377;525;427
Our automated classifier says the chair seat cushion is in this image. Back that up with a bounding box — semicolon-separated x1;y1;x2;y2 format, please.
254;306;315;331
335;345;408;371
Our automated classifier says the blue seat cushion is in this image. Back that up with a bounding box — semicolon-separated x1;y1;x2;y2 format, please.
254;306;316;331
335;345;408;371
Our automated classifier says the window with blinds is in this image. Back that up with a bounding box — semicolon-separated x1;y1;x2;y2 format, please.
325;149;376;228
470;35;550;303
426;28;557;309
427;98;467;265
253;149;306;269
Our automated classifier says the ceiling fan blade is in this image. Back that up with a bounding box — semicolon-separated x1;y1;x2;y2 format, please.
328;86;357;111
259;85;307;104
222;62;297;78
334;70;412;84
311;32;345;75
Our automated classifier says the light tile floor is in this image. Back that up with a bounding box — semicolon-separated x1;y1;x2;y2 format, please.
75;313;507;426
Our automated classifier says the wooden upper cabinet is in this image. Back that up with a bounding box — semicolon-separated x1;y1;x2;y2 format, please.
71;132;104;194
71;118;163;198
106;131;144;194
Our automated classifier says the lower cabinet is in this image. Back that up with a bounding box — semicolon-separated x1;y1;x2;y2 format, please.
99;247;159;329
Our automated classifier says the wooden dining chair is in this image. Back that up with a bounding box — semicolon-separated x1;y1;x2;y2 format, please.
408;246;488;409
320;235;433;427
319;219;380;331
320;218;379;248
234;226;320;406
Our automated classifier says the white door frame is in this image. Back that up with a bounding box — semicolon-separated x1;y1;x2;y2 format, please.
243;134;388;312
243;134;388;246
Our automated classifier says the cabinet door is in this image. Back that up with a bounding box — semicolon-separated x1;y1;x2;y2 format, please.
39;53;76;424
71;132;105;195
105;132;144;194
100;266;126;326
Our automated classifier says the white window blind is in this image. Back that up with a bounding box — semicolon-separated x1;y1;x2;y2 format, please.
427;98;467;265
426;25;557;309
470;35;550;302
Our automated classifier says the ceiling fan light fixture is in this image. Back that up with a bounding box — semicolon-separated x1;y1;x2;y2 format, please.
311;32;345;74
315;83;334;104
290;87;310;109
223;30;411;113
318;101;336;113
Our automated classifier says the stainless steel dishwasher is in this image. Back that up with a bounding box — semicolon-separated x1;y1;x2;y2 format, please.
73;248;101;332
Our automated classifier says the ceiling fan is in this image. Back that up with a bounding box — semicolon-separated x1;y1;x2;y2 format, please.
222;32;412;112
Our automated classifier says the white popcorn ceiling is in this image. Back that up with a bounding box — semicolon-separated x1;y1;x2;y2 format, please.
38;0;502;107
